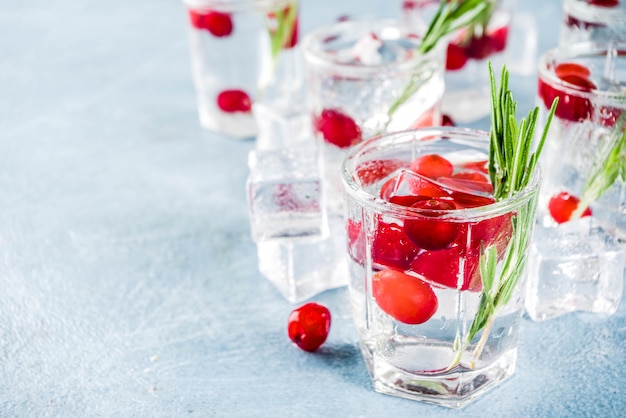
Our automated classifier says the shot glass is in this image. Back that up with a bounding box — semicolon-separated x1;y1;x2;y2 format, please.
302;18;446;213
401;0;529;124
183;0;300;138
341;128;540;408
525;42;626;321
560;0;626;46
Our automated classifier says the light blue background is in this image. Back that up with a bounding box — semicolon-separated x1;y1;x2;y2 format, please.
1;1;624;417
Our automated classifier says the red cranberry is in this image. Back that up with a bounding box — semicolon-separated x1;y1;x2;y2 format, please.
217;89;252;113
372;220;420;271
446;43;468;71
409;154;454;179
404;198;459;251
189;10;233;37
372;269;438;325
548;191;592;224
313;109;361;148
288;303;331;352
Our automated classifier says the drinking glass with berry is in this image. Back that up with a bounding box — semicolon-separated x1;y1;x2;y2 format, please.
184;0;300;138
340;65;554;407
525;42;626;321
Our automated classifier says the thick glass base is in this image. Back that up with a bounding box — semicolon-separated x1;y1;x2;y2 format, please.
360;343;517;409
198;105;256;140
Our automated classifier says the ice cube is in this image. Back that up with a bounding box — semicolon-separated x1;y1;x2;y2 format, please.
246;147;326;242
256;214;348;303
525;220;625;321
253;100;313;151
351;33;383;65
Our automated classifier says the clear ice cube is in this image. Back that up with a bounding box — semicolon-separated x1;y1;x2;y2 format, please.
256;214;348;303
525;220;625;321
247;147;325;242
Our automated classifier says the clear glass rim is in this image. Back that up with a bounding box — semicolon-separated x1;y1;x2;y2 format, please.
341;127;541;221
301;18;444;77
564;0;626;22
538;42;626;105
183;0;294;12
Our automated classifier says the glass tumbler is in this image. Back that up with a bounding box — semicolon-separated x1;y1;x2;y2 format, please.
401;0;525;124
525;42;626;321
560;0;626;46
302;18;446;214
341;128;540;408
183;0;300;138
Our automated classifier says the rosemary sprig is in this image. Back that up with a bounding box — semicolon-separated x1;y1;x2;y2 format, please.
259;2;298;98
269;3;298;62
488;64;557;199
447;64;557;371
386;0;490;121
571;112;626;219
418;0;492;55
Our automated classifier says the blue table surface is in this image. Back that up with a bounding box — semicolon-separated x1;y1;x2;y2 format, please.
2;1;625;417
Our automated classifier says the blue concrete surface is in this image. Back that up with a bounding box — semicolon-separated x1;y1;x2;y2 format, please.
1;0;624;417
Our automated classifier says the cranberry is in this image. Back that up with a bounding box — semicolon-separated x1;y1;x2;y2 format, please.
217;89;252;113
410;245;482;291
404;198;459;251
465;35;494;60
372;269;438;325
410;107;439;129
446;43;468;71
461;159;489;174
346;219;366;264
538;77;594;122
409;154;454;179
539;62;597;122
548;191;592;224
188;9;233;37
401;0;418;11
589;0;620;6
555;62;591;79
313;109;362;148
287;302;331;352
269;6;299;48
470;213;514;256
489;26;509;53
355;159;406;186
372;220;420;271
406;173;451;199
285;16;299;48
442;114;456;126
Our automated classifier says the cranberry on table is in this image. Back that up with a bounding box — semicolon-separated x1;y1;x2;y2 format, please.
288;302;331;352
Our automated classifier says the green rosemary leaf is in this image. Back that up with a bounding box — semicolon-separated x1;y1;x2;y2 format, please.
480;245;498;294
467;293;494;342
269;2;297;61
418;0;490;54
458;64;556;368
386;0;490;125
579;113;626;211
